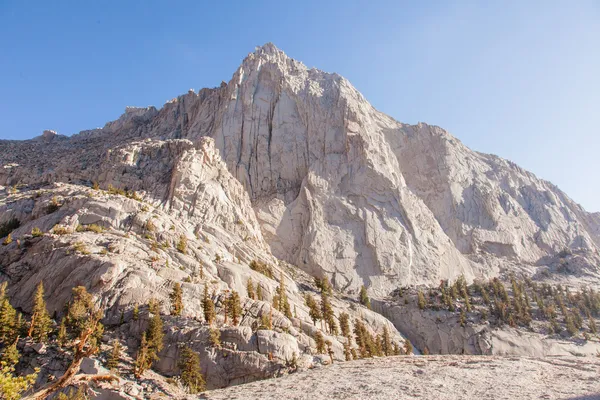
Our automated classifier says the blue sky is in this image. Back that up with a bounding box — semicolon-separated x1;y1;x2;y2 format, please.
1;1;599;211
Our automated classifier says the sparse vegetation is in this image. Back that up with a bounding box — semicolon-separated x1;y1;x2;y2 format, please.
249;260;273;279
31;227;43;237
176;235;187;254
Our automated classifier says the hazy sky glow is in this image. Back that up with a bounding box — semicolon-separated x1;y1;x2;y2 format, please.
0;1;598;211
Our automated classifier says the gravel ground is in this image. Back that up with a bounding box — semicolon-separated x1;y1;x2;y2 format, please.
202;355;600;400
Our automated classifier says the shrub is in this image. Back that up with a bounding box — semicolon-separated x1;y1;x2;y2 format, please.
249;260;273;279
2;234;12;246
360;285;371;309
46;197;61;214
176;235;187;254
107;184;125;196
52;225;71;235
73;242;90;255
76;224;103;233
145;219;156;232
31;227;43;237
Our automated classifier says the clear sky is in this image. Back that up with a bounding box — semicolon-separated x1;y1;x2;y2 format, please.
1;1;599;211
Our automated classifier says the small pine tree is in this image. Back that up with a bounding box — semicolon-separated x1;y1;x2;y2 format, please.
359;285;371;309
381;326;392;356
461;287;472;312
202;283;216;325
227;291;242;325
393;342;401;355
256;284;263;301
320;291;337;335
0;345;37;400
417;290;426;310
28;282;53;343
565;315;578;336
587;310;597;334
106;340;121;371
459;309;466;327
133;304;139;321
339;312;351;338
305;294;321;325
146;302;164;360
134;333;152;378
0;341;19;367
176;235;187;254
246;278;255;300
208;327;221;347
343;339;352;361
170;283;183;316
0;299;17;343
57;318;67;346
314;331;326;354
403;339;413;355
178;346;205;394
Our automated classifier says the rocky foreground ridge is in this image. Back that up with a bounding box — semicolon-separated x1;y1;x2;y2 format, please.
0;43;599;398
204;355;600;400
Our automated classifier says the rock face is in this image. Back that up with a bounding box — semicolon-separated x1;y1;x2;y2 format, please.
203;355;600;400
1;42;599;298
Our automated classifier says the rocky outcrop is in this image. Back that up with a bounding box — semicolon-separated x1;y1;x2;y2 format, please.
1;44;598;299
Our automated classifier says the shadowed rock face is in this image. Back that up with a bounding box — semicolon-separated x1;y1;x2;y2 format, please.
1;43;599;297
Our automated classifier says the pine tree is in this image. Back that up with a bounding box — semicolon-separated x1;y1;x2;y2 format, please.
339;312;351;338
381;326;392;356
359;285;371;309
106;340;121;371
208;327;221;347
246;278;255;300
146;301;164;360
305;294;321;325
587;310;597;334
461;287;472;312
403;339;413;355
314;330;326;354
170;283;183;316
134;333;152;378
28;282;53;343
132;304;139;321
417;290;426;310
65;286;101;339
343;339;352;361
256;284;263;301
459;309;466;327
202;283;216;325
57;318;67;347
392;342;401;355
0;341;19;367
320;291;338;335
178;346;205;394
0;343;37;400
481;286;490;305
227;291;242;325
275;272;292;319
0;299;17;343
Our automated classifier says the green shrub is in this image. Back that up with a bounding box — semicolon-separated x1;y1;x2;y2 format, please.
31;227;43;237
46;197;61;214
52;225;71;235
249;260;273;279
